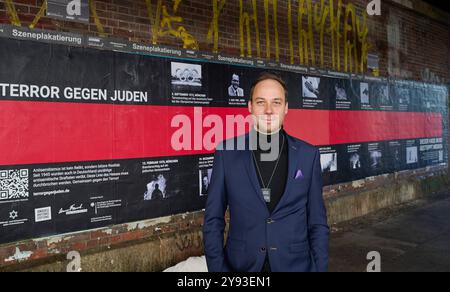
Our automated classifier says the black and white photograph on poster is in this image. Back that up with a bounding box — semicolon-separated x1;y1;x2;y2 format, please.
386;141;404;171
347;144;363;170
144;174;167;201
301;76;330;109
419;138;445;166
302;76;321;98
223;68;249;107
208;64;266;107
170;61;210;105
368;143;384;172
406;142;419;165
141;158;194;202
228;74;245;97
371;83;393;110
423;85;445;112
334;80;348;100
357;82;377;110
199;169;212;196
171;62;202;88
406;146;418;164
330;79;352;110
360;82;370;105
320;148;338;173
392;85;411;112
198;156;214;196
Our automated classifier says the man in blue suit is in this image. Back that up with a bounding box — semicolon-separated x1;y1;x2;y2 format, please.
203;72;329;272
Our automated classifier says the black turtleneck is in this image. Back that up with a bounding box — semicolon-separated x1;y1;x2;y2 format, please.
251;127;289;214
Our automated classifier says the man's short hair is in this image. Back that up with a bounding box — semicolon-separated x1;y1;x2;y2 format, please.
249;72;288;102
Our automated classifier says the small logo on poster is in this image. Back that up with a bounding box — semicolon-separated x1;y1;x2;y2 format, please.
35;207;52;222
9;210;18;220
59;204;88;216
0;209;28;227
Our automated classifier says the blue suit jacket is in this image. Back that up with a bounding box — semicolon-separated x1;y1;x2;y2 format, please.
203;132;329;272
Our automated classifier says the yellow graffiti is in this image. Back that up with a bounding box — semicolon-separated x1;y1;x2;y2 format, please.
298;0;315;66
145;0;198;50
356;12;370;73
235;0;369;72
272;0;279;62
264;0;270;60
342;4;370;73
89;0;106;37
29;0;47;29
314;0;329;67
344;4;356;72
238;0;279;61
5;0;47;29
288;0;294;64
4;0;371;73
239;0;260;58
145;0;162;45
328;0;343;71
207;0;227;53
5;0;21;26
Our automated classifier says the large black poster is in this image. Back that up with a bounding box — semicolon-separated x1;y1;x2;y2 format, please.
0;26;448;244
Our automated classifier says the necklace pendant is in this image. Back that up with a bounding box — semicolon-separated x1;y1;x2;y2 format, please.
262;188;271;203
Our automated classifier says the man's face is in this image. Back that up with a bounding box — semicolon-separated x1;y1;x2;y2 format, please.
248;79;288;134
232;78;240;89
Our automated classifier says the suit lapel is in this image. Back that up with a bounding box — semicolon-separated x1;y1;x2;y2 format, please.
272;134;302;216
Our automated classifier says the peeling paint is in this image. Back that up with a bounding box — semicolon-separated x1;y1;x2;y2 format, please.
126;216;173;232
4;247;33;263
352;180;365;188
104;229;113;236
47;235;73;246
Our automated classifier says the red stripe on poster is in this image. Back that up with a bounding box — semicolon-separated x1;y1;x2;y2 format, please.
0;101;443;165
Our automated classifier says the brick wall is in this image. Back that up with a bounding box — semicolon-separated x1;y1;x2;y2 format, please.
0;0;448;81
0;0;449;271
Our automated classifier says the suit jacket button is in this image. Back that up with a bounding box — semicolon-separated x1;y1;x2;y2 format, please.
261;247;266;252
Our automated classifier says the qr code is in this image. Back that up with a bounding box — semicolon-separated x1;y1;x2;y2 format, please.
0;169;29;201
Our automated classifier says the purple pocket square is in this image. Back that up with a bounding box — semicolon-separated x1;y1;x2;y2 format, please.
295;169;304;180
